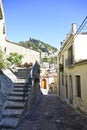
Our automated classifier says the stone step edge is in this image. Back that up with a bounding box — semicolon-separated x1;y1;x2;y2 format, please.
2;109;24;118
0;117;19;129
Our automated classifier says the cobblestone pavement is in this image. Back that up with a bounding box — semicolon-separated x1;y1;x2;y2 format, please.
16;93;87;130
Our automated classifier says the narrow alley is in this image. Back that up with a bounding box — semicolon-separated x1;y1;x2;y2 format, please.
16;92;87;130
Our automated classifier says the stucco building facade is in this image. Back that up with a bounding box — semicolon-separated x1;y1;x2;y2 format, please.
6;40;41;64
58;19;87;113
0;0;6;51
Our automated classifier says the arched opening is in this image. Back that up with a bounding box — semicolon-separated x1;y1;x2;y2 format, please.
41;79;47;89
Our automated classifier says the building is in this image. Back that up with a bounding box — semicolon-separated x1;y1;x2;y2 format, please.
58;17;87;113
0;0;6;51
40;65;58;95
0;0;40;65
6;40;41;64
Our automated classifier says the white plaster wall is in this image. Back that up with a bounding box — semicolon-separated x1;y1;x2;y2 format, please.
6;40;40;64
0;0;6;50
64;63;87;108
74;34;87;61
49;77;54;84
73;64;87;108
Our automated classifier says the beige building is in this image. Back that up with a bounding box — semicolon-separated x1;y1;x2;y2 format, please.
0;0;40;64
40;66;58;95
6;40;41;64
58;18;87;113
0;0;7;51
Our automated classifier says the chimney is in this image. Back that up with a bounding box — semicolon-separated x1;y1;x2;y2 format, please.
72;23;76;34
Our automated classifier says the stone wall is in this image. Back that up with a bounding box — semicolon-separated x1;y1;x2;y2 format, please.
0;70;14;108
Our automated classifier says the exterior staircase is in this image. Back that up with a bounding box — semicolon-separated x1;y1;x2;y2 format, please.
14;68;30;79
0;61;40;130
0;83;31;130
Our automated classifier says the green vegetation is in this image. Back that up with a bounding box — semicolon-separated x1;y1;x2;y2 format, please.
18;38;58;52
7;52;23;66
42;56;57;64
0;47;7;70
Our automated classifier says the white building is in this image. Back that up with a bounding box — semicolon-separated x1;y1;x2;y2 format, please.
0;0;6;51
58;17;87;113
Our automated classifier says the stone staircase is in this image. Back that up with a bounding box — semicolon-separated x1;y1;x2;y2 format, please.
0;62;40;130
0;83;31;130
14;68;30;79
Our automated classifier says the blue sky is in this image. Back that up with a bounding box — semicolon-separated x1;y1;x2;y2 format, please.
3;0;87;49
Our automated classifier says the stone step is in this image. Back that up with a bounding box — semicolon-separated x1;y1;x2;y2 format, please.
14;85;29;88
14;85;30;88
1;128;14;130
4;101;25;109
7;91;29;96
2;109;23;118
8;95;27;102
0;117;19;129
14;83;25;86
13;87;31;92
14;82;30;86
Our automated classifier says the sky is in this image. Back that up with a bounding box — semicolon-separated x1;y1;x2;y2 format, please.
2;0;87;50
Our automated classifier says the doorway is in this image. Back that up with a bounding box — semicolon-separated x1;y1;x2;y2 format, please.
69;75;73;103
41;79;47;89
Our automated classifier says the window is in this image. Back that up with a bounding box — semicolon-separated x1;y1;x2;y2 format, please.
65;75;68;98
59;55;64;72
3;24;5;34
69;75;73;102
4;47;6;52
75;75;81;98
68;45;73;66
62;74;64;85
62;55;64;66
0;7;3;19
62;55;64;71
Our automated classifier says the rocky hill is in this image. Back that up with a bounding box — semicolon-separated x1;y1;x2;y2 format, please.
18;38;58;54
